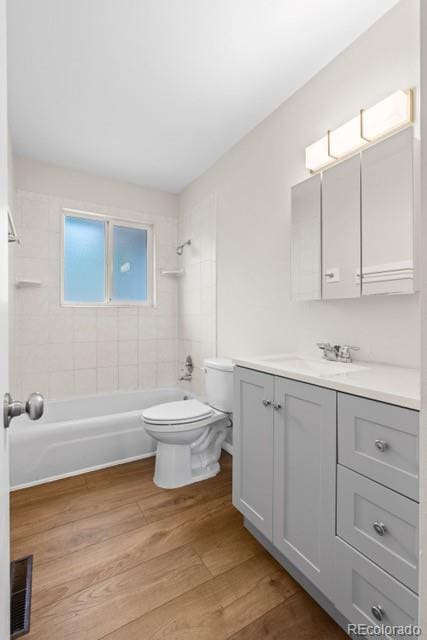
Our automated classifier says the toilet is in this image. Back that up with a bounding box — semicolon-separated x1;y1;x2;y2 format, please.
142;358;234;488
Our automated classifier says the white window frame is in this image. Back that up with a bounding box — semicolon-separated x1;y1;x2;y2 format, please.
61;208;156;308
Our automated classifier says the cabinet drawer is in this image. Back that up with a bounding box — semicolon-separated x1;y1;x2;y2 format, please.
334;537;418;633
338;394;419;500
337;465;418;592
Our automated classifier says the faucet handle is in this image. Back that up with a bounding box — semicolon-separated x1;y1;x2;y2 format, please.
338;345;359;362
317;342;332;351
340;345;360;354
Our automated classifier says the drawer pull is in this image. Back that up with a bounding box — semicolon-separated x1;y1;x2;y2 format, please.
373;521;387;536
262;400;272;407
272;403;282;410
371;605;384;621
375;439;388;452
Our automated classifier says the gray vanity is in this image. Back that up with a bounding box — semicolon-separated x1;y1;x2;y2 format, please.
232;354;419;633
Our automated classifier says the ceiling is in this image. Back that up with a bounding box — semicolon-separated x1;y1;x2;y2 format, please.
7;0;398;193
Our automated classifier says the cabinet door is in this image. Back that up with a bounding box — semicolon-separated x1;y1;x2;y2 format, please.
322;155;361;299
361;127;415;295
291;174;321;301
273;378;336;598
233;367;274;539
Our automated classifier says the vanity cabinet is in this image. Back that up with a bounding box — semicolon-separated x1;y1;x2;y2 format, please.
361;127;416;295
233;367;336;597
273;378;336;597
322;154;361;299
233;365;420;631
290;174;321;301
232;367;274;538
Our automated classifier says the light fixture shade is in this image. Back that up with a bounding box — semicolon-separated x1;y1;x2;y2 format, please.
362;89;412;141
329;115;365;158
305;135;330;172
304;89;413;172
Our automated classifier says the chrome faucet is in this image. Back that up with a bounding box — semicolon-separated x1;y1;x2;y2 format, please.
317;343;359;363
179;355;194;381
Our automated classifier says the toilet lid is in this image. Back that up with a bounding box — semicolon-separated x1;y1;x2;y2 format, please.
142;399;213;425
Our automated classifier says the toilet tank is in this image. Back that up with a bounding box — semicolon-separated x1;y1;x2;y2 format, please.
204;357;234;413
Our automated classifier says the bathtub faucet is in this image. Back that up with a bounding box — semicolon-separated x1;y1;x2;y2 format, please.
179;355;194;382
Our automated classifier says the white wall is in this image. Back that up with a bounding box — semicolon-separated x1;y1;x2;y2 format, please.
14;156;177;218
177;194;217;397
179;0;420;369
10;161;179;399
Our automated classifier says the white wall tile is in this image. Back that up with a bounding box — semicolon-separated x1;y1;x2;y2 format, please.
12;189;180;398
49;371;74;398
74;369;97;395
157;362;177;387
138;339;157;364
48;343;74;372
48;312;74;343
97;315;118;341
73;312;97;342
138;316;157;340
157;339;176;362
118;340;138;366
97;367;118;393
118;312;138;340
74;342;97;369
97;341;118;367
119;365;138;391
138;364;157;389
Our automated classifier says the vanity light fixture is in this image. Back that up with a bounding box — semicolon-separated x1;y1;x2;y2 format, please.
305;89;413;172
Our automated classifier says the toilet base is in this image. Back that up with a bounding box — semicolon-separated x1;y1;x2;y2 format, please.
153;457;220;489
152;421;228;489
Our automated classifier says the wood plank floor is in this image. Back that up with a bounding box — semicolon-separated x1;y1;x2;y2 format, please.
10;453;347;640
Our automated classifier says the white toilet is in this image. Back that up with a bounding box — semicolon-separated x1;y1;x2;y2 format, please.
142;358;234;489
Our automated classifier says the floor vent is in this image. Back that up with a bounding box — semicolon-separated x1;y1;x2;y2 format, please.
10;555;33;638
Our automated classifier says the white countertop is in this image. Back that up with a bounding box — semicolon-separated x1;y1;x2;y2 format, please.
233;353;420;410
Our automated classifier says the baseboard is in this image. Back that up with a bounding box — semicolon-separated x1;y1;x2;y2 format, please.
222;441;233;455
244;519;360;638
10;451;156;492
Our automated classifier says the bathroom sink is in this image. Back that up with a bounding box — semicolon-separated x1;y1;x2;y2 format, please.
257;355;368;378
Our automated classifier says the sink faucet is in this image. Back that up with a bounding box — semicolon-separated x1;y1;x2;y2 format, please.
317;343;359;363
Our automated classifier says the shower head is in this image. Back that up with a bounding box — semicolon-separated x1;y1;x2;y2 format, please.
176;239;191;256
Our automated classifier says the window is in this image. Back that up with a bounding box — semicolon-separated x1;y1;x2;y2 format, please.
62;211;154;306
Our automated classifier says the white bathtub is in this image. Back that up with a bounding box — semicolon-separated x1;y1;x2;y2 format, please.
10;387;190;489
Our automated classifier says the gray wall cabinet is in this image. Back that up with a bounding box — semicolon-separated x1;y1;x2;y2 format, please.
233;365;419;631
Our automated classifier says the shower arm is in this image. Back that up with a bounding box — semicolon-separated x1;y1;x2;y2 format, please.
176;239;191;256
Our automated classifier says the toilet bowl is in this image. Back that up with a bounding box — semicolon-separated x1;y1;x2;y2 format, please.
142;358;234;489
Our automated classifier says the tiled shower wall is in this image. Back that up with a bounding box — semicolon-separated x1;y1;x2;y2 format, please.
177;194;217;397
10;189;179;399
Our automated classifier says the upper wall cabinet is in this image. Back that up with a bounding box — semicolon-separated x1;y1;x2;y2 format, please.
322;155;361;299
361;127;416;295
291;127;417;301
291;174;321;301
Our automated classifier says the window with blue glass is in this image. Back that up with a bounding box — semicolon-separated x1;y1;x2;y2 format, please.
63;213;152;305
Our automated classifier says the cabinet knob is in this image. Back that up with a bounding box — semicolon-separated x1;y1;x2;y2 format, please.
373;522;387;536
375;439;388;452
371;605;384;622
262;400;272;407
272;403;282;410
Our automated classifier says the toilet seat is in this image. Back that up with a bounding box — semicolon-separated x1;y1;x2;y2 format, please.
142;399;213;428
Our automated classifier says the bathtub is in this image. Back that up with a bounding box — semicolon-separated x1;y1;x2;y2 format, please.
10;387;189;489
